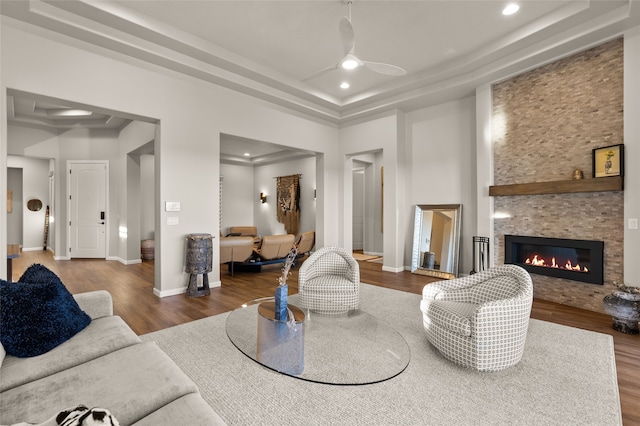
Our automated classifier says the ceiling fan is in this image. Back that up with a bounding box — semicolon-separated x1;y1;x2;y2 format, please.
303;0;407;81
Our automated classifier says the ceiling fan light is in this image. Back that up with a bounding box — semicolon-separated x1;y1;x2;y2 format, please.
341;59;359;70
341;54;360;70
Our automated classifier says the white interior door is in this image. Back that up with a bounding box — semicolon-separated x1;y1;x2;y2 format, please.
69;162;107;258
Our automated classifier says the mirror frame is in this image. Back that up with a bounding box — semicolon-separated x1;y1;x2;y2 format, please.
411;204;462;279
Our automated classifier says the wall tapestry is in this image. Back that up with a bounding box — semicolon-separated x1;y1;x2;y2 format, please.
276;174;300;235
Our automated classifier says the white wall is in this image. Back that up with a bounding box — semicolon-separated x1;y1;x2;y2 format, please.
352;169;364;251
140;154;155;241
48;159;56;252
340;113;405;271
7;124;59;158
474;84;494;261
371;151;384;255
7;156;50;250
118;121;156;263
6;167;22;245
220;163;254;234
6;126;59;255
57;128;120;259
623;27;640;286
1;20;339;292
405;97;476;275
352;152;384;256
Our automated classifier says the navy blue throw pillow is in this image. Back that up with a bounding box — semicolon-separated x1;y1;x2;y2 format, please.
0;264;91;358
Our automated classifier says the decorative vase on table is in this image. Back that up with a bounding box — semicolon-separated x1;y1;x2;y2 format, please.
274;246;298;320
256;246;305;375
274;285;288;321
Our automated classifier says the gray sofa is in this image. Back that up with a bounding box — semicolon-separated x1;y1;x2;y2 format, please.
0;290;225;425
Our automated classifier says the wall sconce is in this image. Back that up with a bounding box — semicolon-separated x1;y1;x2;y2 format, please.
260;192;267;204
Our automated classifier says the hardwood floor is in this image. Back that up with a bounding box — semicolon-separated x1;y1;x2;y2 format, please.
10;250;640;425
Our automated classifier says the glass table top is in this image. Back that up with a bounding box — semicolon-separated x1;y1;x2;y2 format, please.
225;294;411;385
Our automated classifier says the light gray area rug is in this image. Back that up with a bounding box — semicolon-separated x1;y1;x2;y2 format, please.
141;284;622;425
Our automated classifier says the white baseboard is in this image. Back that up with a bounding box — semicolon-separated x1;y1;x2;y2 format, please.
22;247;47;252
382;265;404;273
154;287;186;297
106;256;142;265
364;251;384;257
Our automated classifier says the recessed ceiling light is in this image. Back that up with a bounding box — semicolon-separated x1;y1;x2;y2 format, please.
340;82;350;89
502;3;520;15
243;152;250;157
47;109;93;117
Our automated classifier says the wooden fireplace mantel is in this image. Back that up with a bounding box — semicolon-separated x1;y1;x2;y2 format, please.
489;176;623;196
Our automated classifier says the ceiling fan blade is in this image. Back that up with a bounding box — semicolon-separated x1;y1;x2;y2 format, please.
301;64;339;82
362;61;407;76
339;17;355;54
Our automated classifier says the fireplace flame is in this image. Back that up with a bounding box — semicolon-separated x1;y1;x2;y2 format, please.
524;254;589;273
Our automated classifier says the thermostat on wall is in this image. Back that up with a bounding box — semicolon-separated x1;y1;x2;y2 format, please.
165;201;181;212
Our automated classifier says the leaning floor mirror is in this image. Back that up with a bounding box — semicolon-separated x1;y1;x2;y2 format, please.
411;204;462;279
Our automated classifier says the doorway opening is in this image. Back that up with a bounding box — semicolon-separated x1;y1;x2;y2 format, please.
351;153;383;261
5;89;158;287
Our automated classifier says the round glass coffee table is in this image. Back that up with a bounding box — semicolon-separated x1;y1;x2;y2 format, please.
225;294;410;385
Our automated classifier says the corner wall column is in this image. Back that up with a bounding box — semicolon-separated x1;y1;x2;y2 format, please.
475;84;494;268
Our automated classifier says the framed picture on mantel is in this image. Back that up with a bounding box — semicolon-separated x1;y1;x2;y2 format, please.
593;144;624;178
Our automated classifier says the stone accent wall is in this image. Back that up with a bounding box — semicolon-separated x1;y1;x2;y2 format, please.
492;38;624;313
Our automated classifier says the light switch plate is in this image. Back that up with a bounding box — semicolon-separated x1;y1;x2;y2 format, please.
165;201;181;212
629;218;639;230
167;216;179;226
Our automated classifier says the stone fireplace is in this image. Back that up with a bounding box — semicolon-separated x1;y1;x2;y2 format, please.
491;38;624;314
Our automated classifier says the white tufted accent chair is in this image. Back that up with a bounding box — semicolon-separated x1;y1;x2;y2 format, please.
298;247;360;315
420;264;533;372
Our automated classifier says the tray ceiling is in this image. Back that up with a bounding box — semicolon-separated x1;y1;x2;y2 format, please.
2;0;638;127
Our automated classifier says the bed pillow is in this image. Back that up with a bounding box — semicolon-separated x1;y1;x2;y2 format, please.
0;264;91;358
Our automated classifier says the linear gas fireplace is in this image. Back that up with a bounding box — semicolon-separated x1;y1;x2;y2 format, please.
504;235;604;285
